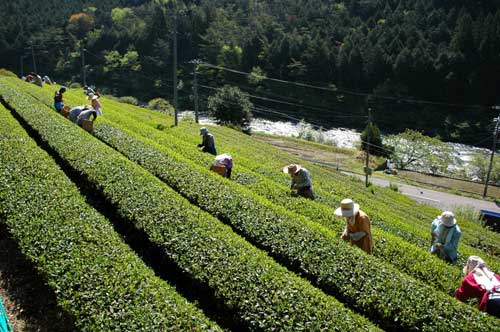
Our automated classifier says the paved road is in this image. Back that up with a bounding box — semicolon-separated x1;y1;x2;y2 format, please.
254;138;500;213
342;171;500;213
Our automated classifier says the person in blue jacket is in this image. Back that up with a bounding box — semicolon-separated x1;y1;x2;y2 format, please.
430;211;462;264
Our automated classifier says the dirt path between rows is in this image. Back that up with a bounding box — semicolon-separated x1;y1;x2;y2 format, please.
0;225;74;332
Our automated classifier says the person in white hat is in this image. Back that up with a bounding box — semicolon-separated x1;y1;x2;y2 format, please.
210;153;233;178
429;211;461;264
87;93;103;116
456;256;500;317
197;127;217;155
335;199;373;254
282;164;314;200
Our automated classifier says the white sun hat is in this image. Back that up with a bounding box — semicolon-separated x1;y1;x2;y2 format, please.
334;199;360;217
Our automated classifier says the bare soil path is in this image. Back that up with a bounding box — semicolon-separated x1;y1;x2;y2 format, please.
0;225;74;332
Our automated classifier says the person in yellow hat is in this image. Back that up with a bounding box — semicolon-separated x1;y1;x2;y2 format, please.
282;164;314;200
335;199;373;254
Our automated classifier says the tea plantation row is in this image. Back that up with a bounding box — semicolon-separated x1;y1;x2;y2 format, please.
2;77;499;331
0;79;380;331
0;103;222;331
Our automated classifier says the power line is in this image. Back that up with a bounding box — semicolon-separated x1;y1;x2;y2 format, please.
199;62;491;110
197;76;367;119
198;83;368;121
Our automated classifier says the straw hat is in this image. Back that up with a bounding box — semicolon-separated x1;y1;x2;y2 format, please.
282;163;301;174
87;93;98;101
334;199;360;217
439;211;456;227
199;127;208;135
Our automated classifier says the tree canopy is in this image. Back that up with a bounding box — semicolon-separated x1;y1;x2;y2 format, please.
1;0;499;146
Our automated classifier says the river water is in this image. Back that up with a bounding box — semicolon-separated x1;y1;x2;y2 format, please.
182;112;495;178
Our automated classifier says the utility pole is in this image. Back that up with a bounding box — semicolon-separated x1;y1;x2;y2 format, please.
365;108;372;187
172;3;178;126
193;60;199;123
20;55;26;77
483;105;500;198
30;43;37;73
82;48;87;86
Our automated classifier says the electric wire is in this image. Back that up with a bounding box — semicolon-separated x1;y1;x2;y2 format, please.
199;62;492;110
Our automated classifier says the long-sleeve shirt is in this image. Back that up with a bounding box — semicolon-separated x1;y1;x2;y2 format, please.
291;168;312;189
69;106;85;123
200;133;216;155
77;110;96;126
214;153;233;169
84;87;96;95
54;92;64;111
344;210;373;254
431;223;461;263
456;272;500;311
54;92;63;103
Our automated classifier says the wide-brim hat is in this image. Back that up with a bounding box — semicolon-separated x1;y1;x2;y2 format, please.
463;256;485;275
199;127;208;135
87;93;98;101
334;199;360;217
282;163;301;174
439;211;456;227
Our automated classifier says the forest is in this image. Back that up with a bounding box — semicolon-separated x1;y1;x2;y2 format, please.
1;0;499;146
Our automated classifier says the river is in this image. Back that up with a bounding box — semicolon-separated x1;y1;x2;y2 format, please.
181;112;496;179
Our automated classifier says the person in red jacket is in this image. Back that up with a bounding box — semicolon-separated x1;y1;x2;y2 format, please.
455;256;500;317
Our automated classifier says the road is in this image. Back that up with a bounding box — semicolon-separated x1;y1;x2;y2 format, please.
342;171;500;213
253;136;500;213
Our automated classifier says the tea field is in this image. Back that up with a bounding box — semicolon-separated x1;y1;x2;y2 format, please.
1;76;500;331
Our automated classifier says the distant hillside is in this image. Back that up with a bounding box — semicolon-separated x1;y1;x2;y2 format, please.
1;0;499;146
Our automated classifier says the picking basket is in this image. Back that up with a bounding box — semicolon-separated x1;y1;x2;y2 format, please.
61;105;71;117
211;164;227;177
82;119;93;132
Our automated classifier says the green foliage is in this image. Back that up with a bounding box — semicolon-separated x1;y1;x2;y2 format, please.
0;79;380;332
386;129;453;173
389;183;399;192
468;153;500;184
453;205;486;227
1;0;499;147
0;103;222;331
360;122;386;156
147;97;172;113
207;85;252;128
68;82;81;89
118;95;138;105
248;66;266;86
111;7;146;40
6;78;500;331
0;68;17;77
296;119;315;141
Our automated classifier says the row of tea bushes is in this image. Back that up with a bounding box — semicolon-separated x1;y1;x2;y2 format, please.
0;78;381;332
89;101;499;294
87;118;499;331
17;78;500;273
0;104;223;331
92;109;463;295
